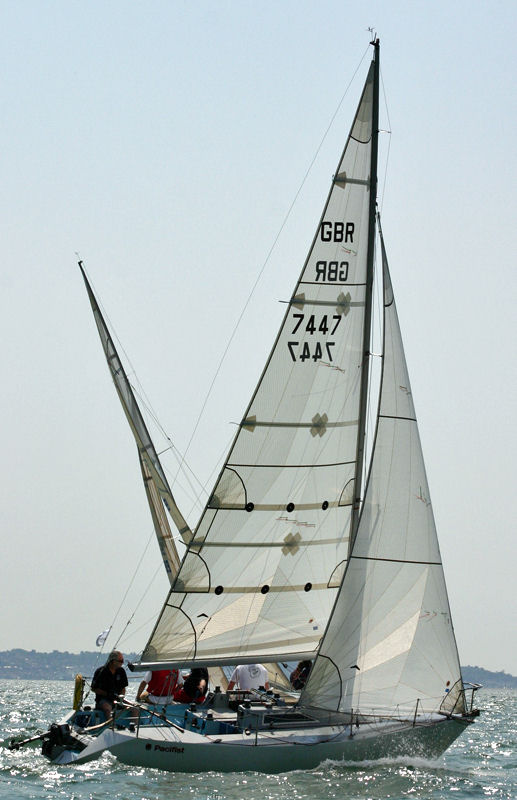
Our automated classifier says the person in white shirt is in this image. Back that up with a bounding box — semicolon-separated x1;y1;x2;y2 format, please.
227;664;269;691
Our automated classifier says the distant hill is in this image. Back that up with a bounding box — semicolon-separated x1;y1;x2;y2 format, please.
0;650;516;688
0;649;140;681
461;665;517;688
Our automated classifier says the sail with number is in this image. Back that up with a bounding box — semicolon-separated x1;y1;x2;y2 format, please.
300;223;464;716
140;62;377;668
79;264;192;582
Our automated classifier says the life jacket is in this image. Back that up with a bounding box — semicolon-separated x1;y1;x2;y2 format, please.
147;669;179;698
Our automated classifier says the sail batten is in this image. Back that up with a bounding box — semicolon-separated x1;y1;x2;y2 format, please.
240;419;358;430
379;413;417;422
334;175;370;187
192;538;344;548
289;299;365;308
351;555;442;566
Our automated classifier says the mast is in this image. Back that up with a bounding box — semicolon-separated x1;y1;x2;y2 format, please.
349;38;380;549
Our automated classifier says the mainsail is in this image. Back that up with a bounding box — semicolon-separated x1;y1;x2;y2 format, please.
79;264;193;581
140;61;378;668
300;223;464;715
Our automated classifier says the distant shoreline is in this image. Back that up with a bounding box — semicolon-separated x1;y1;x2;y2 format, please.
0;649;516;688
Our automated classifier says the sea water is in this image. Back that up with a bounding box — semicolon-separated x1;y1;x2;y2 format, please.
0;681;515;800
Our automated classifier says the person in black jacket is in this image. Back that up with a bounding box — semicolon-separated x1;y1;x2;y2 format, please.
91;650;128;718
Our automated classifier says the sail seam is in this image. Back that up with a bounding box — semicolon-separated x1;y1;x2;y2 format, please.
299;281;367;287
167;582;335;594
206;501;349;512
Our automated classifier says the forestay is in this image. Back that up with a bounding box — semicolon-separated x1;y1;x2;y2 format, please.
140;63;377;667
300;226;464;716
80;264;193;582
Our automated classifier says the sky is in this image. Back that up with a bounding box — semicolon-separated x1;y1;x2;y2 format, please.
1;1;516;676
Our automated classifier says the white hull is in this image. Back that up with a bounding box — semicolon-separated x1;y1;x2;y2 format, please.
70;715;470;773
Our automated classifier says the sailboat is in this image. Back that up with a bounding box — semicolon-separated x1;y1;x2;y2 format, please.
41;38;479;771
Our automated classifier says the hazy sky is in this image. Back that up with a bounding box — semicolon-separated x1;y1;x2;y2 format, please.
1;1;516;676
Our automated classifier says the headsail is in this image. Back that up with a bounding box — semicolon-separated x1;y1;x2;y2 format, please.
79;264;192;583
138;453;181;577
300;223;465;716
139;57;378;669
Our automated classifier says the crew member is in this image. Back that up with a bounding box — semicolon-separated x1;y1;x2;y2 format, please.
136;668;180;704
91;650;128;718
290;660;312;690
227;664;269;691
173;667;208;703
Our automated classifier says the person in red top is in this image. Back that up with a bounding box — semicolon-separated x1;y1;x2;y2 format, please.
172;668;208;704
136;668;180;704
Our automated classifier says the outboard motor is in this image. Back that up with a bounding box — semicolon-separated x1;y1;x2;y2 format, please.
41;723;70;757
41;722;86;760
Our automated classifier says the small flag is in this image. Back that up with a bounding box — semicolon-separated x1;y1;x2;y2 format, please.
96;627;111;647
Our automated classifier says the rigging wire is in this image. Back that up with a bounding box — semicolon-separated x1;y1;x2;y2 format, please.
379;67;393;214
115;574;164;649
105;529;155;646
130;383;209;510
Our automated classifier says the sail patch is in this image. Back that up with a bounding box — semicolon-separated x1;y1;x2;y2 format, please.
209;467;247;509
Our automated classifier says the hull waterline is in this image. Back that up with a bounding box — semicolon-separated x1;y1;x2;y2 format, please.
73;715;471;773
